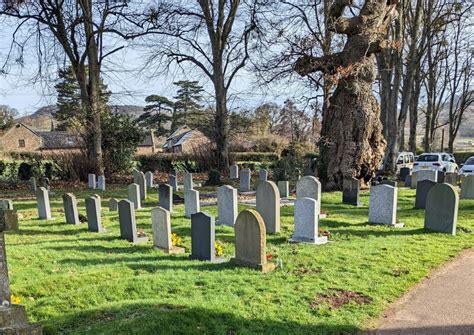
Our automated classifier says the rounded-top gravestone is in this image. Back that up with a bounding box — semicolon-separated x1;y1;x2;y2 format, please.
424;183;458;235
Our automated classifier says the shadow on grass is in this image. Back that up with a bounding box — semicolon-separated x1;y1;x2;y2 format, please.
43;302;361;335
333;227;426;238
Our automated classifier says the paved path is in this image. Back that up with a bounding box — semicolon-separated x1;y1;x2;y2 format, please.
371;248;474;335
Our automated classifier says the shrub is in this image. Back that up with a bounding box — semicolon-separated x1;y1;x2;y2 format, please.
272;142;314;181
206;169;221;186
17;162;34;181
0;160;6;176
454;152;474;164
49;151;96;181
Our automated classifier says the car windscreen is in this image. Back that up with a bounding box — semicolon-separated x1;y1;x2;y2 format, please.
465;157;474;165
416;155;439;162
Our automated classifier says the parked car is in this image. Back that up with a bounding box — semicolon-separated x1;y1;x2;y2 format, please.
396;152;415;172
413;153;459;173
459;156;474;176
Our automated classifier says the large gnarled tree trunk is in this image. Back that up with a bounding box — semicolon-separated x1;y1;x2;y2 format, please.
294;0;398;190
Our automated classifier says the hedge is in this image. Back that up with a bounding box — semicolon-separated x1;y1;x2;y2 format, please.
454;152;474;164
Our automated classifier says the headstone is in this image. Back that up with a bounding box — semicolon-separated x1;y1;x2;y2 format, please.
127;183;142;210
231;209;276;272
381;180;397;188
158;184;173;212
460;175;474;200
239;169;251;192
132;168;140;184
217;185;237;226
405;175;412;188
0;217;42;333
190;212;222;262
413;170;437;189
152;207;185;254
145;171;154;188
44;177;51;192
259;169;268;182
108;198;119;211
118;200;148;243
256;181;280;234
62;193;80;225
425;184;458;235
0;200;13;210
29;177;37;192
97;175;106;191
184;173;194;191
278;181;289;198
85;196;103;232
415;180;437;209
445;172;458;186
342;178;360;206
88;173;96;189
399;167;411;182
369;184;402;226
436;170;446;184
290;197;328;244
184;189;200;218
230;164;239;179
35;187;52;220
0;209;18;231
138;171;147;200
169;174;178;191
296;176;321;204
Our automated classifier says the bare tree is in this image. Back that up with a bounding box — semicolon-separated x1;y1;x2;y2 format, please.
294;0;398;190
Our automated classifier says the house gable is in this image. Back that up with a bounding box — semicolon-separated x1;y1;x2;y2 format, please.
0;123;43;153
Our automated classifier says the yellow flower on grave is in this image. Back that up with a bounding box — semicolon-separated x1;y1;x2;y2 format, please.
215;241;224;257
171;233;183;247
11;294;21;305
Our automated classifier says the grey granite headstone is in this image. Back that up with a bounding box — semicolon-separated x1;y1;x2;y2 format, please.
118;200;148;243
217;185;237;226
256;181;280;234
342;178;360;206
62;193;80;225
97;175;106;191
29;177;37;192
184;173;194;191
230;164;239;179
88;173;96;189
185;189;200;218
399;167;411;182
132;168;140;184
145;171;154;188
138;171;147;200
158;184;173;212
413;170;437;189
127;183;142;209
85;196;103;232
290;197;327;244
239;169;251;192
169;174;178;191
424;184;458;235
259;169;268;182
381;180;397;187
296;176;321;203
405;175;412;188
460;175;474;200
415;180;437;209
108;198;119;211
445;173;458;186
152;207;184;254
369;184;401;226
278;181;289;198
35;187;52;220
436;171;445;184
190;212;222;262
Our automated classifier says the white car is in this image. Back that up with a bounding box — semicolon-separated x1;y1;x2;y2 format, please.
460;156;474;176
413;153;459;173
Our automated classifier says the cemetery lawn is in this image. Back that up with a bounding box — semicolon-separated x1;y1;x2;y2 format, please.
4;186;474;335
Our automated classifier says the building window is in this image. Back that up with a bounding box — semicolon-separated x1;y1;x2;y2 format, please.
18;139;25;148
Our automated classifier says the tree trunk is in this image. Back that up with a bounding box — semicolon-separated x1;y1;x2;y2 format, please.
213;74;230;172
408;77;420;153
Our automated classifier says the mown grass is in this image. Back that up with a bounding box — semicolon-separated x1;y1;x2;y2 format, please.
2;185;473;335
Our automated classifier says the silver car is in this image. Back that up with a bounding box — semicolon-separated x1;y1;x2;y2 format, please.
460;156;474;176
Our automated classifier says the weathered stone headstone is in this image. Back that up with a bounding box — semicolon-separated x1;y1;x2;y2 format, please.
108;198;119;211
152;207;185;254
415;180;437;209
425;184;458;235
35;187;52;220
230;164;239;179
158;184;173;212
29;177;37;192
190;212;222;262
184;189;200;218
436;170;445;184
239;169;251;192
0;219;42;334
369;184;402;226
405;175;412;188
85;196;103;232
445;172;458;186
399;167;411;182
342;178;360;206
296;176;321;203
0;200;13;210
138;171;147;200
88;173;96;189
259;169;268;182
256;181;280;234
381;180;397;188
460;175;474;200
413;170;437;189
278;181;289;198
169;174;178;191
217;185;237;226
127;183;142;210
62;193;80;225
132;168;140;184
290;197;328;244
97;175;106;191
184;173;194;191
0;208;18;231
118;200;148;243
145;171;154;188
231;209;276;272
